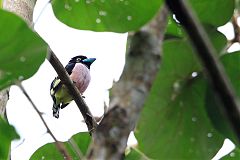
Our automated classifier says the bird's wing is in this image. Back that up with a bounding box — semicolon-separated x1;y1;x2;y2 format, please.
65;62;76;75
50;62;75;98
50;77;62;96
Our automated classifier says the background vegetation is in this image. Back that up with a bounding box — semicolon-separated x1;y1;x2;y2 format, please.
0;0;239;159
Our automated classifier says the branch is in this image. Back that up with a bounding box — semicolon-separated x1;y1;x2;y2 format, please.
87;6;169;159
32;0;52;27
225;12;240;51
230;11;240;44
3;0;36;25
18;83;71;160
48;49;97;135
166;0;240;142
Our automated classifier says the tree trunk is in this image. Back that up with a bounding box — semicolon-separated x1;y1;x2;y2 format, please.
87;5;169;160
3;0;36;25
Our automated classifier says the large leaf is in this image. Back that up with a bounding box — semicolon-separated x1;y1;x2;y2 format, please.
51;0;163;32
189;0;234;26
0;9;46;90
165;15;184;38
135;40;225;159
30;132;91;160
165;22;227;54
206;26;227;53
205;52;240;145
0;117;19;160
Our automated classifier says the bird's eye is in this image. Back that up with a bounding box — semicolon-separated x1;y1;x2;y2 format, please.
76;58;81;61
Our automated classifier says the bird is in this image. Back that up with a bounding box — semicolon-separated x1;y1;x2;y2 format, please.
50;55;96;118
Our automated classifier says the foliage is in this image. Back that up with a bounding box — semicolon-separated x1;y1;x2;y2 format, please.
134;0;236;158
189;0;234;26
135;40;225;159
0;0;239;159
205;52;240;145
0;9;47;90
51;0;163;33
30;132;91;160
0;117;19;160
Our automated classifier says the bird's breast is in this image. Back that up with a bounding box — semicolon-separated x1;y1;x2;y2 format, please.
70;63;91;93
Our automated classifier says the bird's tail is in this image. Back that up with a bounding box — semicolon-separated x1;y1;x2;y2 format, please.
52;104;60;118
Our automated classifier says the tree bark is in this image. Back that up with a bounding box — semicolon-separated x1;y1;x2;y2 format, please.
87;5;169;160
0;0;36;118
3;0;36;25
0;89;9;118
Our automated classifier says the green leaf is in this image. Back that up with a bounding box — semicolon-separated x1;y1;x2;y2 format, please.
165;22;227;53
135;40;225;159
125;147;150;160
165;15;184;38
70;132;91;155
30;132;91;160
0;9;46;90
51;0;163;32
222;148;240;160
236;0;240;12
189;0;234;26
0;117;19;160
205;26;227;53
205;52;240;145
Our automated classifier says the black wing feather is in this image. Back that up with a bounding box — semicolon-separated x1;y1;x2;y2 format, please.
50;61;75;97
65;62;76;75
50;77;62;97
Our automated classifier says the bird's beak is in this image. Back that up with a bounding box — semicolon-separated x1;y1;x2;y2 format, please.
83;58;96;64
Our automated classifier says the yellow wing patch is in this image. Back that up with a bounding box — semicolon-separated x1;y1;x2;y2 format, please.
50;78;61;96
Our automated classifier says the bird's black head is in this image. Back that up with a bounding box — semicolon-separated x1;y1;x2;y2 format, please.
69;55;87;63
69;55;96;69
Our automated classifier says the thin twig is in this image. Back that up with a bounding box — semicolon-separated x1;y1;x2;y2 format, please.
92;102;108;123
47;48;97;135
166;0;240;142
32;0;52;28
18;83;72;160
